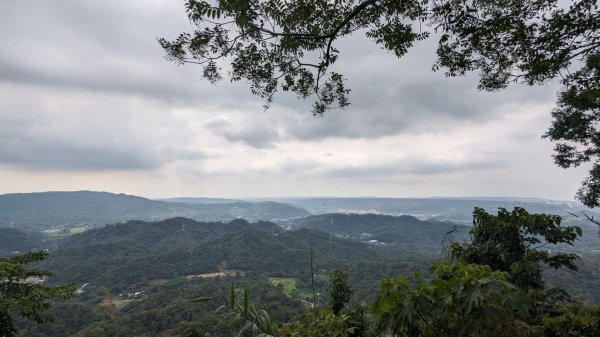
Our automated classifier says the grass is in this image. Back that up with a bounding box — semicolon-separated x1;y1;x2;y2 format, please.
268;277;296;296
112;299;133;309
69;227;87;235
183;270;246;280
101;299;133;309
295;290;314;301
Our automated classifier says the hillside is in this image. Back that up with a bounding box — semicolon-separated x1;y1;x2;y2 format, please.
287;213;470;249
0;228;53;256
41;217;391;288
190;200;310;221
15;215;600;336
0;191;309;231
158;197;242;204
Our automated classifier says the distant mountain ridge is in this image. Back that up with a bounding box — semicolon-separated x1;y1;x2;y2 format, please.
0;191;310;231
287;213;469;248
158;197;242;204
4;191;598;234
276;197;597;223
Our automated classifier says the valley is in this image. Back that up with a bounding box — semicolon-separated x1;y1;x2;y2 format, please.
2;191;600;336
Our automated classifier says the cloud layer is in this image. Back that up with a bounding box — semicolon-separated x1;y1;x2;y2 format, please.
0;0;583;199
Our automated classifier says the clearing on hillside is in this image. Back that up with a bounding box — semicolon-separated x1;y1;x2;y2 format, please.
184;270;246;280
268;277;296;296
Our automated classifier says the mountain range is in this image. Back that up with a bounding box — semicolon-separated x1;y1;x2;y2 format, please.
3;191;599;336
0;191;309;231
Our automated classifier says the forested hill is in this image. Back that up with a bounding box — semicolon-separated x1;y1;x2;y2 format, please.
0;191;309;231
287;213;470;249
18;216;445;336
15;216;600;336
0;228;51;255
41;217;388;287
158;197;242;204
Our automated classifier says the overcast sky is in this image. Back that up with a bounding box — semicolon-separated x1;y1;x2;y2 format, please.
0;0;588;200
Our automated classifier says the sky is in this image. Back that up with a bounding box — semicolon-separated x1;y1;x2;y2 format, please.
0;0;589;200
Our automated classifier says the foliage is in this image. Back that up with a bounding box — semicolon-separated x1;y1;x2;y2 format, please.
161;1;599;204
161;0;597;111
40;216;436;298
214;284;282;337
180;325;213;337
434;1;599;203
268;278;296;296
327;269;375;336
0;251;74;337
290;213;470;249
0;228;48;257
97;286;119;337
158;0;431;114
431;0;599;89
372;261;533;337
544;52;600;207
216;282;359;337
450;207;581;290
540;301;600;337
329;269;352;315
280;309;354;337
11;214;600;336
343;303;374;337
564;210;600;238
445;208;600;337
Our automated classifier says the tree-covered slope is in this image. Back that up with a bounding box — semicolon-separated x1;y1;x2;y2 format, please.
14;214;600;337
0;228;51;256
288;213;469;249
40;217;384;287
41;218;269;285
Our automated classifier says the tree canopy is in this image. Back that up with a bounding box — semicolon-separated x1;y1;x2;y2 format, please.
329;268;353;315
450;207;581;291
544;53;600;207
372;262;532;337
0;251;74;337
160;0;600;206
372;208;600;337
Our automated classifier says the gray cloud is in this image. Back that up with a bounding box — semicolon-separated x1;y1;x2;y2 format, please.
322;157;506;180
0;0;257;109
0;0;559;143
0;85;205;171
0;120;206;171
223;128;280;149
271;36;559;140
275;158;324;175
0;125;154;171
204;115;281;149
0;139;155;171
0;0;579;200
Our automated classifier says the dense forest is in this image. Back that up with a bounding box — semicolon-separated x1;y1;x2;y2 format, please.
2;207;599;336
7;216;442;336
